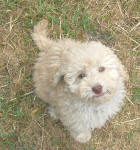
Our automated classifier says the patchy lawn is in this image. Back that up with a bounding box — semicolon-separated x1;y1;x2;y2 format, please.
0;0;140;149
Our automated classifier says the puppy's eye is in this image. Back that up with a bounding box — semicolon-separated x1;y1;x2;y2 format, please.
99;66;105;72
78;73;86;79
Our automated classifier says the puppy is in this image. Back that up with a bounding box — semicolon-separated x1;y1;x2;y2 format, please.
32;20;128;143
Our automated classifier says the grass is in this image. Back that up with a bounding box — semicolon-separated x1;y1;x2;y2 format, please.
0;0;140;149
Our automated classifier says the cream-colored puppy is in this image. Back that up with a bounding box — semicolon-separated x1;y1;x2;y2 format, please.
32;20;128;143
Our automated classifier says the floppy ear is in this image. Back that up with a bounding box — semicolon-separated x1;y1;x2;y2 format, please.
119;63;129;82
53;70;65;86
47;47;65;87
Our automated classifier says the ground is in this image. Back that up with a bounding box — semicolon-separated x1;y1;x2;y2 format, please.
0;0;140;150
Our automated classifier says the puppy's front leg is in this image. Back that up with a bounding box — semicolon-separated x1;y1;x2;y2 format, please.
70;129;91;143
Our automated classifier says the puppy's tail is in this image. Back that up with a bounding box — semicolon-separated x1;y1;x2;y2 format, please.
32;19;53;51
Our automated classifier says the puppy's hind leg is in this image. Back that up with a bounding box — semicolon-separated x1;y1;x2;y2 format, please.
32;19;53;51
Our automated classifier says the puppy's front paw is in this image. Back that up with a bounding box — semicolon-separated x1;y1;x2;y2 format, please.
75;131;91;143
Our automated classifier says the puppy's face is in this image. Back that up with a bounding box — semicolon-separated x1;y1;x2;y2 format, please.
58;42;127;104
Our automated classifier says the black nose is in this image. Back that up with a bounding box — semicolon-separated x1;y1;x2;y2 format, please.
92;84;102;94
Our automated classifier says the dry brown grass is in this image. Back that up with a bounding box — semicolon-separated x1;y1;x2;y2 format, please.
0;0;140;149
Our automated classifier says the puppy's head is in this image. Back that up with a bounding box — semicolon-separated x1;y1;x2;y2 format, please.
54;41;128;104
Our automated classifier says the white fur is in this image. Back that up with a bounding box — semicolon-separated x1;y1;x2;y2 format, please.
32;20;128;143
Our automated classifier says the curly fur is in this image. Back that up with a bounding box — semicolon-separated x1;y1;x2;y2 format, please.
32;20;128;143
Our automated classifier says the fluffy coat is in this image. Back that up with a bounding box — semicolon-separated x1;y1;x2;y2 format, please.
32;20;128;143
